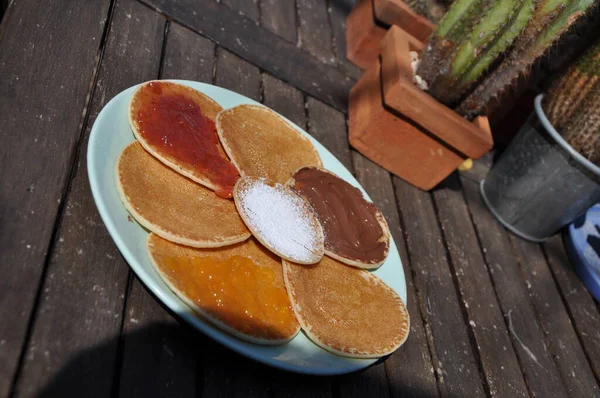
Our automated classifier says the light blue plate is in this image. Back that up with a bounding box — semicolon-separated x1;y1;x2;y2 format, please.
87;80;407;375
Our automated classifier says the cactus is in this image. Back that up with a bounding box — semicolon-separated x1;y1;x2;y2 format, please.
543;39;600;164
405;0;453;22
418;0;532;106
457;0;596;118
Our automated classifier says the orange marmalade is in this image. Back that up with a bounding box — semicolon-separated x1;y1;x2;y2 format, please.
161;255;298;340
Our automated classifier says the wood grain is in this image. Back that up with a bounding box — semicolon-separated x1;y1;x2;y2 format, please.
393;177;487;397
0;0;111;394
460;174;571;397
510;236;600;397
118;280;199;397
352;150;438;398
297;0;336;65
223;0;260;21
11;1;164;396
432;174;528;397
116;21;217;397
162;22;216;82
215;48;261;102
305;97;352;169
328;0;363;79
140;0;354;111
543;235;600;380
260;0;297;43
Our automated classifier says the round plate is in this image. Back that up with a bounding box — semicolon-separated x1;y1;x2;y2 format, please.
87;80;407;375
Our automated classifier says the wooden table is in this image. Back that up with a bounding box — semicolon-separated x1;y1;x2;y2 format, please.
1;1;600;396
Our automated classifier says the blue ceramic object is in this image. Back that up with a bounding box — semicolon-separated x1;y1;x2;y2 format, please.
564;203;600;302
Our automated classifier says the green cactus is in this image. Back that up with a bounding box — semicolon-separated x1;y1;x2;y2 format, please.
418;0;532;106
457;0;596;118
542;39;600;164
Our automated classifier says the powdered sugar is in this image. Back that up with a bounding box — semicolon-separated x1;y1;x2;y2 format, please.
235;178;324;264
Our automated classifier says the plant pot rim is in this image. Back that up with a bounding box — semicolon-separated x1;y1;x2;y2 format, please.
535;94;600;177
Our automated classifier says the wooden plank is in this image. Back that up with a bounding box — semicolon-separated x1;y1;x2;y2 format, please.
0;0;112;394
10;0;164;396
118;279;198;397
352;153;438;398
140;0;354;111
161;22;216;82
305;97;351;170
510;236;600;397
543;235;600;380
117;22;216;397
432;175;529;397
328;0;363;80
262;73;307;129
215;48;261;102
392;178;487;397
259;0;297;43
460;175;572;397
223;0;260;21
297;0;336;65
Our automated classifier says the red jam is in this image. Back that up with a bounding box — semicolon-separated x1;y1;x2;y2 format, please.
133;82;239;198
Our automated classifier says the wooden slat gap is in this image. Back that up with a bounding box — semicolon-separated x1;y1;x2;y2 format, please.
109;271;134;397
540;243;600;383
457;175;542;397
157;20;171;79
428;181;492;397
389;178;445;396
6;0;119;393
135;0;354;112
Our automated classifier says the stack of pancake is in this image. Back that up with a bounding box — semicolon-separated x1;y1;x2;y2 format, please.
117;81;409;358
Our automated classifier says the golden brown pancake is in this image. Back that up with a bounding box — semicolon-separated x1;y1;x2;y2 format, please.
288;167;390;269
129;81;239;198
233;176;325;265
116;142;250;247
148;233;301;345
216;104;322;184
283;256;409;358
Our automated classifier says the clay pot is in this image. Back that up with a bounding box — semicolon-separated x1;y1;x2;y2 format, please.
346;0;434;70
349;26;493;190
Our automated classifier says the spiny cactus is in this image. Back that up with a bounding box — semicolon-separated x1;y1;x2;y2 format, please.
543;39;600;164
417;0;596;119
404;0;453;23
457;0;596;118
418;0;533;107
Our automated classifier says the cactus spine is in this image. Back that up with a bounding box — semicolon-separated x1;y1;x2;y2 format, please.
418;0;531;106
543;39;600;164
457;0;596;118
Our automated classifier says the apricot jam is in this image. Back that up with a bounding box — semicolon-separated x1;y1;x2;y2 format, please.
133;81;239;198
162;255;298;340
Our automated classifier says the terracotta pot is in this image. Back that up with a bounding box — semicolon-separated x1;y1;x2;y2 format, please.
346;0;434;70
349;27;493;190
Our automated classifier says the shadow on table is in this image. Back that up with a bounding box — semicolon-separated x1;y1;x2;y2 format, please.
35;320;432;398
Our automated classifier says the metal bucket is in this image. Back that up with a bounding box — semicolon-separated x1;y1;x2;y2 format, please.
481;95;600;242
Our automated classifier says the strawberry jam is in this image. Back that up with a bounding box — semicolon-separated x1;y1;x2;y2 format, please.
132;81;239;198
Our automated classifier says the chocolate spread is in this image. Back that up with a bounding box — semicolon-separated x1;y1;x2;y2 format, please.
291;167;387;264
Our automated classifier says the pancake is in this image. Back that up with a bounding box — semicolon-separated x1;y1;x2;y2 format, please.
148;234;301;345
233;176;325;265
129;80;239;198
117;142;250;247
216;104;322;184
289;167;390;269
283;256;409;358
